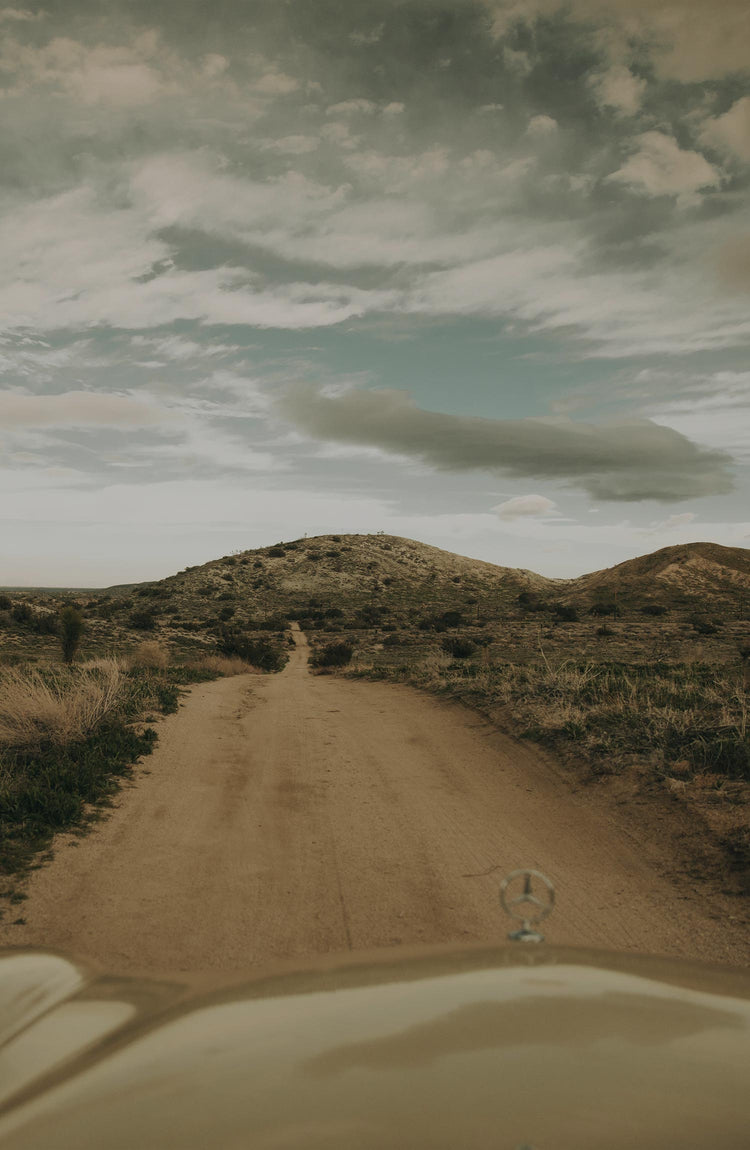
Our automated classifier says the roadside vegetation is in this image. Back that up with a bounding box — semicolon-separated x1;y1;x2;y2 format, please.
347;652;750;889
0;640;262;895
350;656;749;781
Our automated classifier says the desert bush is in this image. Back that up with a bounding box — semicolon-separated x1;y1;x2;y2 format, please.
441;636;477;659
128;609;157;631
553;604;579;622
641;604;668;616
517;592;548;612
216;629;288;672
691;617;719;635
218;606;235;620
267;547;286;558
0;595;11;611
59;605;84;663
126;641;169;670
10;603;33;625
312;641;354;668
0;661;126;750
596;625;615;637
589;601;620;617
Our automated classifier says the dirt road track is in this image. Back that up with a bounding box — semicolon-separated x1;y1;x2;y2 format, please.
1;627;747;972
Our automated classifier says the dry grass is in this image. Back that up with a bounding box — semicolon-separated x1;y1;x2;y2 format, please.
0;660;126;750
352;656;750;781
125;641;170;670
188;654;256;677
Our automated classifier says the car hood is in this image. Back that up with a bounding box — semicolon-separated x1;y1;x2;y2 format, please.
0;943;749;1149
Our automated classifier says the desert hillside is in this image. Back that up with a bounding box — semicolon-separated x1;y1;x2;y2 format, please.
1;535;748;667
569;542;750;612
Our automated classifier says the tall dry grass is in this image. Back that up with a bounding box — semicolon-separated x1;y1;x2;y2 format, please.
352;656;750;781
125;641;169;671
0;660;126;750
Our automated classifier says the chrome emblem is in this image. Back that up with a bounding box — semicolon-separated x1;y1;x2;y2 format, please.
499;869;555;943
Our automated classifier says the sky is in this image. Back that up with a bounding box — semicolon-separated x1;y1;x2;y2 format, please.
1;0;749;586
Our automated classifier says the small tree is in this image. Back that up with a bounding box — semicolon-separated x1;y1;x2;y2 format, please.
59;605;85;664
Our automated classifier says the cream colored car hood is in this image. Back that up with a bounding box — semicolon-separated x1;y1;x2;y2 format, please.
0;943;749;1149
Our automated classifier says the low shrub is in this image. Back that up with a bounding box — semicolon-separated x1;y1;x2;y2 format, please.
216;629;288;672
311;641;354;668
129;609;157;631
691;617;720;635
589;602;620;617
441;636;477;659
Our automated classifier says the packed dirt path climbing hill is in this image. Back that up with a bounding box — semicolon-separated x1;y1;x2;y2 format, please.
2;625;747;973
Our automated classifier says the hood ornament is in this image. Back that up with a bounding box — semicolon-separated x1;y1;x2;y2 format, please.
500;869;555;943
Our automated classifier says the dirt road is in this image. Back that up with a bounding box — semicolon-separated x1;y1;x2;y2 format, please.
2;627;747;972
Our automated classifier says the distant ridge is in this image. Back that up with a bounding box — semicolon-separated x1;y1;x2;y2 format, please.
570;542;750;611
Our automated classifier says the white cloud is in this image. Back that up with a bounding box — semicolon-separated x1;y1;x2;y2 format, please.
0;8;43;21
0;169;396;333
492;494;558;519
484;0;750;83
526;114;558;136
0;33;181;106
642;512;696;535
648;371;750;460
701;97;750;164
588;64;646;115
257;135;320;155
326;98;378;116
607;131;720;200
252;71;298;95
406;230;750;355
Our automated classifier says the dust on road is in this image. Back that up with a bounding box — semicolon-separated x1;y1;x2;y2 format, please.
1;626;747;972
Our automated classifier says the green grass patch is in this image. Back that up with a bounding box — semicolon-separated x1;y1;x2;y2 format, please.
0;720;157;880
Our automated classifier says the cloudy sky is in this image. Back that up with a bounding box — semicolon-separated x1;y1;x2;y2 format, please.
1;0;749;585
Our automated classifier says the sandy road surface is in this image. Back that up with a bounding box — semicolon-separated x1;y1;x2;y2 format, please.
1;627;747;972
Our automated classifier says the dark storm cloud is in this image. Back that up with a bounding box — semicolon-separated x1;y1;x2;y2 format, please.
278;386;734;502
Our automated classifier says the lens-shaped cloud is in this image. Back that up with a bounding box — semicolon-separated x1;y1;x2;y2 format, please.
278;386;734;503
